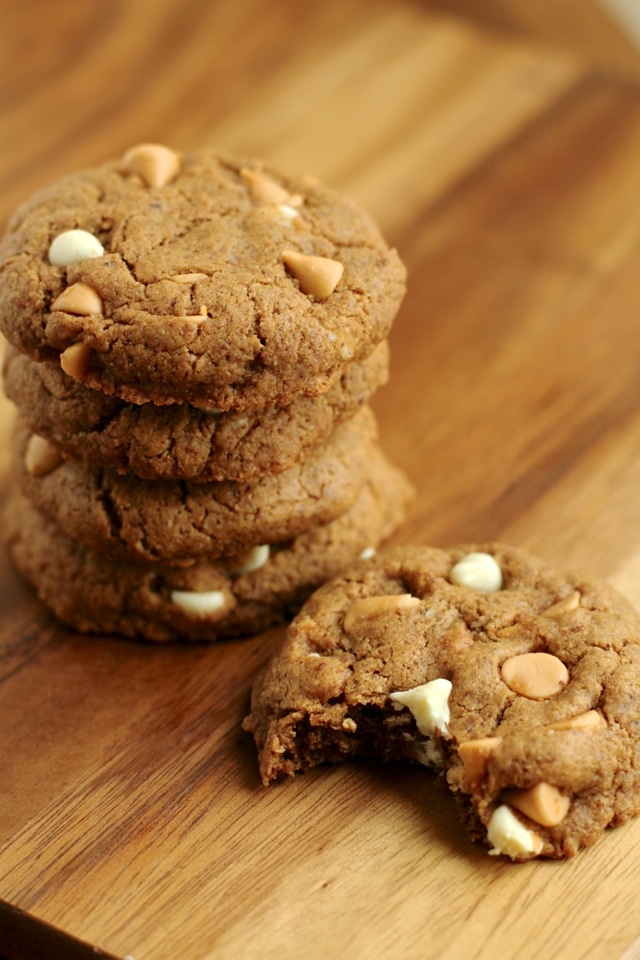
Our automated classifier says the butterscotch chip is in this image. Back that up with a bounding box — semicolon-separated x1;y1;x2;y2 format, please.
122;143;181;188
241;168;299;206
51;283;102;316
458;737;502;788
244;542;640;860
501;652;569;700
343;594;420;633
60;342;92;381
24;434;63;478
546;710;605;732
282;250;344;300
541;591;581;618
502;783;571;827
2;342;390;482
0;149;405;408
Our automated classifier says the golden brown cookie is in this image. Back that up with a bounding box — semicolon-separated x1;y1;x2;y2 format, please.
15;406;380;564
5;456;413;642
0;146;406;409
3;341;389;482
244;544;640;860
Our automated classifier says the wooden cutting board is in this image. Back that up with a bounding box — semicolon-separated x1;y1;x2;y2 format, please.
2;2;640;958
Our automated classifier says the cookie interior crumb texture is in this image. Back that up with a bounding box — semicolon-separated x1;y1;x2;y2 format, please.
243;543;640;861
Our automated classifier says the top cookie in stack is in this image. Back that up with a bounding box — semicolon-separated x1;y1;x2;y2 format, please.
0;145;405;411
1;145;413;641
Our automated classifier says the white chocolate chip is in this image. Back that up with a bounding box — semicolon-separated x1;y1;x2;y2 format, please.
487;805;544;859
412;740;444;768
359;547;376;560
230;544;270;575
171;590;227;617
48;230;104;266
390;679;452;737
276;204;300;223
450;552;503;592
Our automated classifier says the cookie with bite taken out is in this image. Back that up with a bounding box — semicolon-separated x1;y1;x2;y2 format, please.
244;543;640;860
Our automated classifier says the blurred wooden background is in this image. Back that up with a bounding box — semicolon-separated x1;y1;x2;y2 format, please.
428;0;640;77
3;2;640;959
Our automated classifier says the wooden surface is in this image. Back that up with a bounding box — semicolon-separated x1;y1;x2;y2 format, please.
3;2;640;959
425;0;640;77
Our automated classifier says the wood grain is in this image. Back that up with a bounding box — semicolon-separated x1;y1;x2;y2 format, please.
423;0;640;77
2;2;640;959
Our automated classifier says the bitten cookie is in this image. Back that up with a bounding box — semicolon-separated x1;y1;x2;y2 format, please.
3;341;389;482
0;145;406;408
16;406;378;564
244;543;640;860
5;455;413;642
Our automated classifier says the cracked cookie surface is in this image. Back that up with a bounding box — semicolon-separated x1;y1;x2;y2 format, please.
0;148;405;408
3;341;389;482
6;457;413;642
244;543;640;860
16;406;379;564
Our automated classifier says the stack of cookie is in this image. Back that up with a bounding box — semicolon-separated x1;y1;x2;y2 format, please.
0;144;413;641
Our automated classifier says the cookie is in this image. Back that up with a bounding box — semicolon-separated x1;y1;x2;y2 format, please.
3;341;389;482
15;406;378;564
243;543;640;860
5;454;413;642
0;145;406;408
